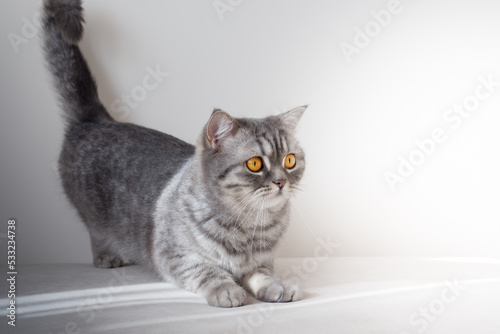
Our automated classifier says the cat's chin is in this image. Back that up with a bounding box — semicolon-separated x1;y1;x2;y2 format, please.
262;190;289;209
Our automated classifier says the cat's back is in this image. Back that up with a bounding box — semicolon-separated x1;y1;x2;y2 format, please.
60;120;195;225
63;120;194;176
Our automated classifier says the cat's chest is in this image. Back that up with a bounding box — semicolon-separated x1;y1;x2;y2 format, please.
192;215;283;273
200;238;274;277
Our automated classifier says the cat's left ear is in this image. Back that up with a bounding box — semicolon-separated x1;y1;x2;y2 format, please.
280;105;307;132
206;109;238;150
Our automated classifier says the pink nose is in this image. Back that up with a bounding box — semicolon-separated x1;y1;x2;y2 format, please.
273;180;287;190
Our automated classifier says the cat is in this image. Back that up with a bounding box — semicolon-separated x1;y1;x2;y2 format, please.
42;0;306;307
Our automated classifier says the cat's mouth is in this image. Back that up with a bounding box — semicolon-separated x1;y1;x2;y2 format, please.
262;186;289;206
249;184;289;209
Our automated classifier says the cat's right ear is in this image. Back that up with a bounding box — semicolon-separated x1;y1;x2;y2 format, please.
206;109;238;150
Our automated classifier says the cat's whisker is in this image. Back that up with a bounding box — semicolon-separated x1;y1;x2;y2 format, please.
259;198;267;253
289;185;305;193
223;189;263;237
218;189;258;225
227;202;257;236
249;196;266;253
221;196;252;226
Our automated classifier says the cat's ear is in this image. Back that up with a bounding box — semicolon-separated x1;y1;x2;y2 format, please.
206;109;238;150
280;105;307;132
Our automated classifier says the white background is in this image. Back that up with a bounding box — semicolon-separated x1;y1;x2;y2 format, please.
1;0;499;264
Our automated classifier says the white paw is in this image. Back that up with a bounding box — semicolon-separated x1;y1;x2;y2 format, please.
256;279;301;302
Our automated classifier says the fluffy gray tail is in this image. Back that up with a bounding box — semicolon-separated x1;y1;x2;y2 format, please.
42;0;112;123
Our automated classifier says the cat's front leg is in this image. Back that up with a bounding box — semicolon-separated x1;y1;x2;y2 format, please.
156;257;247;307
242;265;301;303
201;279;247;308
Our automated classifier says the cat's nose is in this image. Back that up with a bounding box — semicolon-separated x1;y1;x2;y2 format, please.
272;180;287;190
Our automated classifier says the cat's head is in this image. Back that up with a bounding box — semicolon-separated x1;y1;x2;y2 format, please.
197;106;306;211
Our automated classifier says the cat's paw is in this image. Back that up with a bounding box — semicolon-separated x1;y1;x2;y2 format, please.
255;279;301;303
93;254;131;268
204;282;247;308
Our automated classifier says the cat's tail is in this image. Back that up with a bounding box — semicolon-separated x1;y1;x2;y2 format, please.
42;0;113;123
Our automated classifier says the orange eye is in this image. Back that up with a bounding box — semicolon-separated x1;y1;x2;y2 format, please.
247;157;263;172
284;154;296;169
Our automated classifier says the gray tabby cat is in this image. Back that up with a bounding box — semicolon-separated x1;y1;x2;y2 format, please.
42;0;306;307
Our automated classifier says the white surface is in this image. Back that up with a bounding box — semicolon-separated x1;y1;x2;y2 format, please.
2;0;500;264
1;257;500;334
